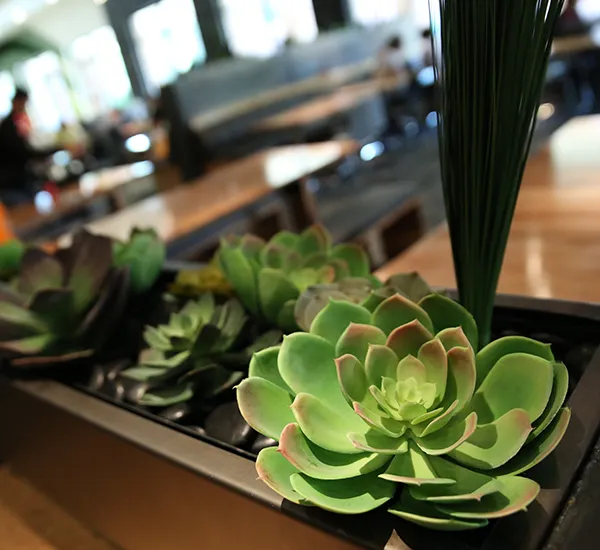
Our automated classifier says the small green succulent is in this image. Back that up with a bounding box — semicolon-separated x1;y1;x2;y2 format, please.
237;292;570;530
218;225;371;331
113;228;166;295
0;231;129;367
121;294;280;407
0;239;25;281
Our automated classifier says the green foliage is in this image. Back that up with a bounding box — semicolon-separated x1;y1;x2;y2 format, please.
0;240;25;281
433;0;565;346
237;291;569;528
113;228;166;295
218;225;371;331
0;230;129;367
121;294;281;407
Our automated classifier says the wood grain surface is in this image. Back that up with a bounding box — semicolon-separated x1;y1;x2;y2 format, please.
377;115;600;304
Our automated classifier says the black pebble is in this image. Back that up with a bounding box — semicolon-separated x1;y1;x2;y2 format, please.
204;402;253;448
252;435;277;454
565;344;598;379
186;425;207;437
160;403;193;423
88;365;105;390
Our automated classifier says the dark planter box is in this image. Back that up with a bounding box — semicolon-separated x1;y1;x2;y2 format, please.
1;294;600;550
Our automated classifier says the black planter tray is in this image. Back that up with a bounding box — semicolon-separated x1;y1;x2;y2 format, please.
2;294;600;550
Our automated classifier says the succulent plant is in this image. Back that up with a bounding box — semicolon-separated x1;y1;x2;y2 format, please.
169;264;233;298
113;228;166;295
237;292;570;529
294;272;442;332
0;230;129;367
120;293;281;407
0;239;25;281
218;225;371;331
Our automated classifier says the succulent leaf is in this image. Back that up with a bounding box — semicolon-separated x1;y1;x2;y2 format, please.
373;294;434;336
256;447;308;505
0;240;25;281
385;272;438;303
419;294;478;351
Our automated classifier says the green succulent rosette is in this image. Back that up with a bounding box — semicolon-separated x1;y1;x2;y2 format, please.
121;294;281;407
217;225;371;331
237;292;570;530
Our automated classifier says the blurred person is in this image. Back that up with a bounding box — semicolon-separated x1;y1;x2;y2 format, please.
0;89;58;206
377;36;410;80
56;121;90;157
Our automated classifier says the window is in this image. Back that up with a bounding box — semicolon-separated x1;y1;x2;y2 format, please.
70;26;132;120
348;0;403;26
219;0;318;58
15;51;76;134
0;72;15;119
130;0;206;95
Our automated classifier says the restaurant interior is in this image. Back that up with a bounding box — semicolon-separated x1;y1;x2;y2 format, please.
2;0;600;549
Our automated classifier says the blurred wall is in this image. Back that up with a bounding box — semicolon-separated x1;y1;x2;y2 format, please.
25;0;109;47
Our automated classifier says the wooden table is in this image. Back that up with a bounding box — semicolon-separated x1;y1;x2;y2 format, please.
59;141;357;247
377;115;600;304
553;24;600;55
10;162;156;239
254;76;405;132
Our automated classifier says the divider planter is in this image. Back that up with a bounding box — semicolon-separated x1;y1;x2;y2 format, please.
1;279;600;550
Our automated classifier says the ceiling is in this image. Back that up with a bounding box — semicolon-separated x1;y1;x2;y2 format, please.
0;0;106;41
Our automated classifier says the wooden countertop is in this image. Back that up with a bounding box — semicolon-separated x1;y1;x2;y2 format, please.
377;115;600;304
254;76;406;132
552;25;600;55
61;141;356;244
10;162;155;236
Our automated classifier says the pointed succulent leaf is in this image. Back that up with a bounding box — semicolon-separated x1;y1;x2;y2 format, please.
294;285;355;331
386;320;434;361
0;301;48;333
249;346;293;393
295;225;331;257
530;361;569;441
112;228;165;295
138;383;195;407
372;294;434;336
418;338;448;406
0;239;25;281
476;336;554;388
396;355;427;384
336;354;372;406
218;244;259;315
336;323;386;363
348;431;410;454
419;294;478;350
17;249;63;299
418;400;459;437
290;470;396;514
279;423;390;480
365;344;398;386
330;243;370;278
59;230;114;313
256;447;308;505
416;412;478;456
237;378;295;441
326;258;351;280
291;393;368;454
389;491;489;531
120;366;169;381
385;272;437;303
268;230;299;250
143;350;190;368
438;476;540;520
468;353;554;425
277;299;299;333
259;242;288;270
279;333;350;415
380;442;455;485
28;289;76;334
310;299;371;346
496;408;571;476
437;346;476;415
0;334;56;356
258;268;299;325
353;402;406;437
144;326;173;351
409;455;500;502
450;409;532;470
437;327;472;352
